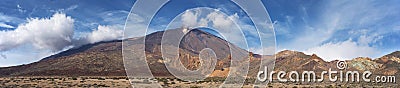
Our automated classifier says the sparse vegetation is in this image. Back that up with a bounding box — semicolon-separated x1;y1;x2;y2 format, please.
0;76;131;87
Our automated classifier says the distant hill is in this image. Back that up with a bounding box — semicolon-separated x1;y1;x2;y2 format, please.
274;50;400;82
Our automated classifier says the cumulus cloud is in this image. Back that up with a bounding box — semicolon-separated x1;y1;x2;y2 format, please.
177;8;274;54
207;12;239;32
180;9;240;32
304;39;378;61
0;11;126;64
181;10;201;27
179;9;240;34
86;25;123;43
179;9;247;48
0;13;74;52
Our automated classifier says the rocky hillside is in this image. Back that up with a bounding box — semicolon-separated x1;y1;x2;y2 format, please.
274;50;400;82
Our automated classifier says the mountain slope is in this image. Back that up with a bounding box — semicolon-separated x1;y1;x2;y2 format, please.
0;40;125;76
0;28;253;77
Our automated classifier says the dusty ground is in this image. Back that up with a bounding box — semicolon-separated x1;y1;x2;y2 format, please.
0;76;398;87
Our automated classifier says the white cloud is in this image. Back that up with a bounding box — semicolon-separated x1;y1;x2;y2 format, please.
0;22;14;28
100;10;129;25
0;13;74;52
304;39;378;61
206;11;239;32
49;5;79;13
179;9;239;35
66;5;78;11
177;8;273;54
17;4;26;13
0;12;126;67
358;34;383;46
86;25;123;43
181;10;200;27
274;0;400;60
0;13;24;24
273;20;294;46
73;10;128;44
179;9;240;32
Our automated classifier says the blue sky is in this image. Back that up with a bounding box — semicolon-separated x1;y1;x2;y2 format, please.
265;0;400;60
1;0;400;67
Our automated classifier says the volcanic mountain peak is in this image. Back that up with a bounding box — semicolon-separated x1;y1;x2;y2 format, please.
0;28;251;77
143;28;247;59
